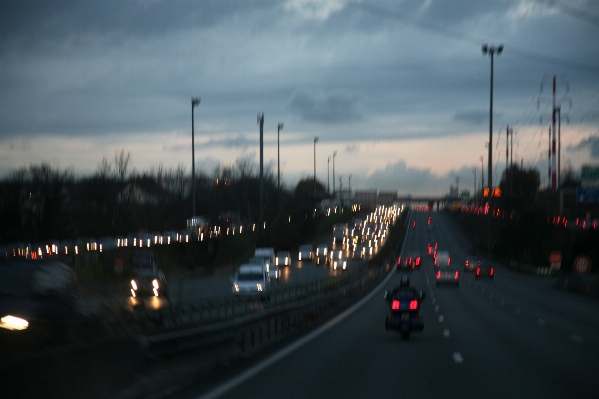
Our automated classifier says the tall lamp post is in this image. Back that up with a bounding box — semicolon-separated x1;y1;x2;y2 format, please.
482;43;502;251
313;137;319;196
327;156;331;194
332;151;337;195
482;43;503;195
277;123;284;192
191;97;201;216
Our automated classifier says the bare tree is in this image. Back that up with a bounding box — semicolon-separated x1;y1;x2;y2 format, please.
96;156;112;179
114;149;131;182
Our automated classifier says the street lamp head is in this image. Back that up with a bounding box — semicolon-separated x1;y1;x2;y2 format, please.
278;123;284;130
497;44;504;54
192;97;201;107
314;136;319;143
482;43;488;54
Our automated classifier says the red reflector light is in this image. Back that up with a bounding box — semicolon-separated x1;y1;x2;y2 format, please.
436;271;441;279
397;257;401;265
476;268;480;276
448;257;451;265
391;300;400;310
410;300;418;310
454;271;459;279
490;268;494;276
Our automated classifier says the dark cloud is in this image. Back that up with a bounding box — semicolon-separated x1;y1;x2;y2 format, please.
569;135;599;158
287;90;362;124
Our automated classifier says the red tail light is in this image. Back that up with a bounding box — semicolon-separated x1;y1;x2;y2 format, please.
448;257;451;265
391;300;400;310
454;271;459;279
416;257;421;266
434;243;438;249
490;268;494;276
397;257;401;265
409;300;418;310
476;268;480;276
436;271;441;279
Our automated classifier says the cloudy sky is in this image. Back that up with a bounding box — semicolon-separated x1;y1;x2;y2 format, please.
1;0;598;196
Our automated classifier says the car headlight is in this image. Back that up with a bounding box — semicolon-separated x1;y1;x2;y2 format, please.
0;315;29;331
257;283;263;292
233;283;239;292
131;279;138;290
152;279;159;289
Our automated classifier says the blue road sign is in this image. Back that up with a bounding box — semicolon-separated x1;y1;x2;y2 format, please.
577;187;599;203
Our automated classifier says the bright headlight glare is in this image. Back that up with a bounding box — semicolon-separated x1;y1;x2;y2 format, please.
131;280;138;290
152;279;159;289
257;284;263;291
1;315;29;331
234;283;239;292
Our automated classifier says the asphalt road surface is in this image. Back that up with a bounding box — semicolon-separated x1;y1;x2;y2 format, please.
172;210;599;399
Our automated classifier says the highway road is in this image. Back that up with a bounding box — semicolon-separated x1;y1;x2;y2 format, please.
172;210;599;399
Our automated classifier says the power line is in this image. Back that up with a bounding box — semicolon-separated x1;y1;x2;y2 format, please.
348;0;599;76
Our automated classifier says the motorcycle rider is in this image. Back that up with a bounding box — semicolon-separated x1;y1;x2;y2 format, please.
384;275;425;331
385;275;420;302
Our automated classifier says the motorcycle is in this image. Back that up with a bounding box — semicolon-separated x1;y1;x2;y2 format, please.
384;289;425;340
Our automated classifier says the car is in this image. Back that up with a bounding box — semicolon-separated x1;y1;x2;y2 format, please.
231;264;270;300
130;270;168;298
436;265;460;287
249;256;278;282
405;251;422;268
427;242;438;257
434;250;450;269
464;256;481;272
475;262;495;279
298;244;314;262
330;249;348;270
275;251;291;267
315;244;329;265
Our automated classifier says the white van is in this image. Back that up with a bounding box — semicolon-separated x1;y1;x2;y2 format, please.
253;247;276;280
231;264;271;300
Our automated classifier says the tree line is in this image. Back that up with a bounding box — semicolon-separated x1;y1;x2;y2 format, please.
0;150;329;245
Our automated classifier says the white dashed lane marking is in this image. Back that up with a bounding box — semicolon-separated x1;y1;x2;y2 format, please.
438;315;444;323
443;329;450;338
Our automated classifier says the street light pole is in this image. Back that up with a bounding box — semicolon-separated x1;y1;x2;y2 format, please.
482;43;503;252
332;151;337;195
327;156;331;194
314;137;319;196
277;123;284;193
473;167;477;201
191;97;201;216
482;43;503;194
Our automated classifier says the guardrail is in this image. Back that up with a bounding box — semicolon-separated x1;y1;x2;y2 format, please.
136;262;390;359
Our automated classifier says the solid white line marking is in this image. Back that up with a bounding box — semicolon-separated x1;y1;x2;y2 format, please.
443;329;450;338
438;315;444;323
196;218;411;399
537;318;546;326
570;334;584;343
453;352;464;364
